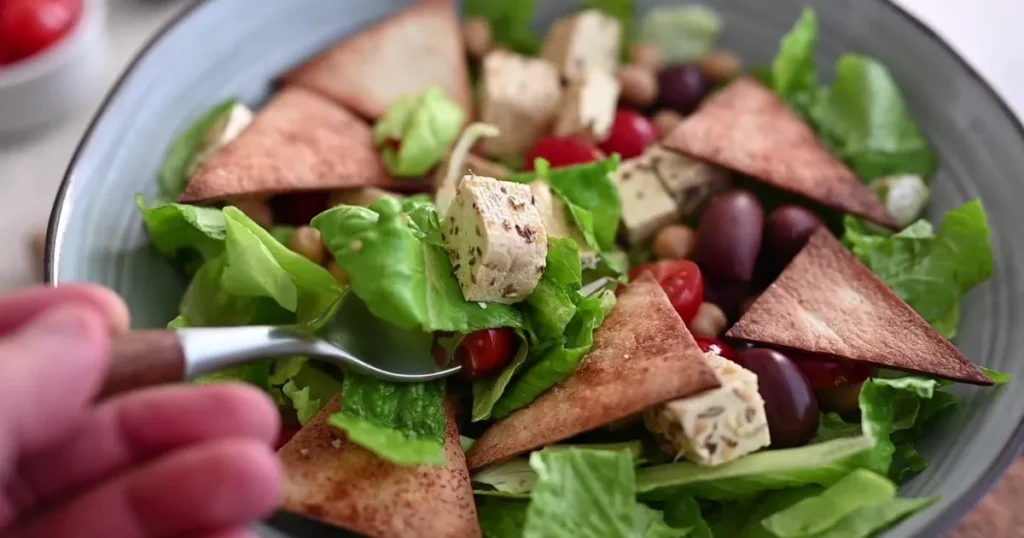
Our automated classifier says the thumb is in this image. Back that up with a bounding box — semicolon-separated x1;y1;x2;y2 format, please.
0;305;111;469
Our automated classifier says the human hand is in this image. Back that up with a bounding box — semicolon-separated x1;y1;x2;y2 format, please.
0;285;283;538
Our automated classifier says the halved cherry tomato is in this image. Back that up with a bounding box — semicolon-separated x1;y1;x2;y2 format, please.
630;260;704;323
695;337;736;360
525;136;603;171
454;328;518;380
0;0;83;63
598;109;657;159
789;353;874;390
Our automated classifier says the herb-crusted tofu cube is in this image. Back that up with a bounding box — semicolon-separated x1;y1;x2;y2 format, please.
613;155;681;245
542;9;621;81
643;352;771;466
434;153;513;214
645;146;732;216
553;67;621;143
444;175;547;304
479;51;563;159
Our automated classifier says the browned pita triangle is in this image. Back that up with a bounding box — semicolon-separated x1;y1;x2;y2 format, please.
279;397;481;538
180;87;396;203
662;77;899;229
726;228;992;385
281;0;472;120
465;275;721;470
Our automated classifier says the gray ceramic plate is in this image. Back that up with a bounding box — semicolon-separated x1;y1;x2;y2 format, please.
46;0;1024;536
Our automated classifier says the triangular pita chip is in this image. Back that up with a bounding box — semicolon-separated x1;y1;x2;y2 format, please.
726;228;992;385
180;87;395;203
662;77;899;229
279;397;481;538
465;275;721;469
281;0;472;120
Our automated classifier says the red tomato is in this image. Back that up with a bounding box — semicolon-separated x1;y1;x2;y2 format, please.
597;109;658;160
695;337;736;360
630;260;704;323
789;354;874;390
525;136;603;171
0;0;82;63
455;328;518;380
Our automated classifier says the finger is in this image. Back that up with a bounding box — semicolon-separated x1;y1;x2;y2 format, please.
14;383;279;509
0;284;129;335
9;439;283;538
0;305;111;465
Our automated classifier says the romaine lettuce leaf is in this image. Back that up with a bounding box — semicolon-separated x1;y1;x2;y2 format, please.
136;195;226;263
705;486;823;538
312;198;524;333
329;373;447;466
761;469;897;537
844;200;993;339
274;358;344;425
472;332;531;422
637;5;722;64
519;238;583;345
463;0;538;55
373;88;466;177
770;8;818;115
477;496;530;538
802;496;937;538
655;496;712;538
158;99;241;200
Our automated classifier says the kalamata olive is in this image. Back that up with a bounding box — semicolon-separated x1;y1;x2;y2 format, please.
697;190;764;282
763;205;824;269
656;64;711;115
732;348;820;448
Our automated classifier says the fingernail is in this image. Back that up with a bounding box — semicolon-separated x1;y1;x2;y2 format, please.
22;306;94;344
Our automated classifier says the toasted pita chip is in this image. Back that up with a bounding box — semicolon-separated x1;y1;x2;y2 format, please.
180;88;394;203
465;275;721;469
662;77;899;229
726;228;992;385
281;0;472;120
280;397;481;538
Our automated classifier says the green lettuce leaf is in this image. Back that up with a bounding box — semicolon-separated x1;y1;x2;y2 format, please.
705;486;823;538
472;331;531;422
761;469;897;537
656;496;712;538
491;288;616;419
158;99;241;199
812;54;938;180
637;5;722;64
275;358;343;425
136;195;226;263
519;238;583;344
477;497;530;538
373;88;466;177
464;0;538;55
801;496;937;538
329;373;447;466
770;8;818;115
844;200;994;339
981;366;1012;385
313;198;524;333
269;225;297;246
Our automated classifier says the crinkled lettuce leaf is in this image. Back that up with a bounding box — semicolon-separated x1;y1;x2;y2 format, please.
463;0;539;55
761;469;896;537
519;238;583;344
312;197;524;333
637;5;722;64
274;358;344;425
330;373;447;466
844;200;994;339
477;497;530;538
373;88;465;177
158;99;241;200
136;195;226;264
770;8;818;116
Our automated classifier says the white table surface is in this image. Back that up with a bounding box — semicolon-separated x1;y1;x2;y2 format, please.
0;0;1022;290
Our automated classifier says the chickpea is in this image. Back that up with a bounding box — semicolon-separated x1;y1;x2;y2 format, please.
462;17;494;60
629;42;664;72
689;302;728;339
617;64;658;109
288;226;327;265
700;50;743;84
231;197;273;229
652;224;698;261
652;109;684;139
327;261;350;286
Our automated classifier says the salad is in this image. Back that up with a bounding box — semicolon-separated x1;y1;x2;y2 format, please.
136;1;1009;537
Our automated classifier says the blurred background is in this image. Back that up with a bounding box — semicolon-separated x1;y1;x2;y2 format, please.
0;0;1022;292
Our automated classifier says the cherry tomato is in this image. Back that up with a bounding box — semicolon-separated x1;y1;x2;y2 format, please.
630;260;704;323
454;328;518;380
695;337;736;360
275;425;302;450
525;136;603;170
598;109;657;159
0;0;83;63
789;353;874;390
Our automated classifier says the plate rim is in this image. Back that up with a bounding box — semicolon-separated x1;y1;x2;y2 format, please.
44;0;1024;535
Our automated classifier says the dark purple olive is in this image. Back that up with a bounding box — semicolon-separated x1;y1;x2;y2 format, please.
657;64;711;115
698;190;765;282
763;205;824;269
733;348;820;448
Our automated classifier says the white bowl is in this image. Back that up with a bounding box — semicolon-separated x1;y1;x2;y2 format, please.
0;0;107;134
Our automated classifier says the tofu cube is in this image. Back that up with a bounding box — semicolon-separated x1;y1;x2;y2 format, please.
643;352;772;466
613;155;681;245
444;175;548;304
479;51;563;159
645;146;732;216
541;9;622;81
434;153;513;214
553;67;621;143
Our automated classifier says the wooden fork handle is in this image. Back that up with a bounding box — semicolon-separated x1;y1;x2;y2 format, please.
100;330;187;399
